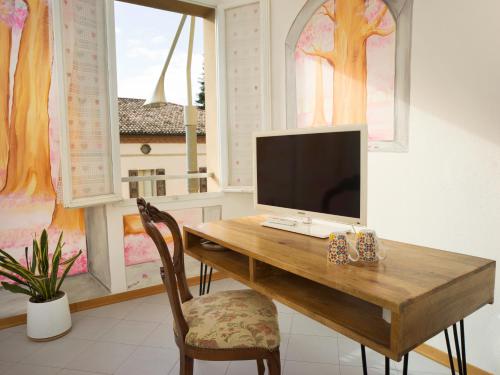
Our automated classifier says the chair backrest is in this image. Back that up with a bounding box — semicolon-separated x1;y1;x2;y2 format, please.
136;198;193;339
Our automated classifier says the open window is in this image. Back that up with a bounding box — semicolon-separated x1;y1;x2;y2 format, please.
52;0;219;207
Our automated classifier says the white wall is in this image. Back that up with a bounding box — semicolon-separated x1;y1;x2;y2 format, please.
270;0;500;372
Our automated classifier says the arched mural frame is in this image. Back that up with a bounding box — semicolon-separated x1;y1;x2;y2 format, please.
285;0;413;152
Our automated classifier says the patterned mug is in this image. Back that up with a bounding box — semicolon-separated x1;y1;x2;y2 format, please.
327;232;359;265
355;229;386;262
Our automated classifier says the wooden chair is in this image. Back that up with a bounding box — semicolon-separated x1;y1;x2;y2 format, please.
137;198;281;375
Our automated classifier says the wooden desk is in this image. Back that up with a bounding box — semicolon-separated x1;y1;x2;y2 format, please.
183;216;495;361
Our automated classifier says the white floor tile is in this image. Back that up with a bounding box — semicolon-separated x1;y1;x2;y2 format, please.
168;359;229;375
280;333;290;359
58;370;104;375
0;330;13;343
338;337;385;368
65;341;136;374
67;316;120;340
85;299;139;319
141;323;177;350
0;361;15;375
285;360;341;375
115;346;178;375
3;363;60;375
226;360;264;375
274;301;295;315
123;301;172;323
0;333;42;362
392;352;450;374
340;365;388;375
135;293;170;306
21;336;92;368
279;313;293;333
286;334;339;364
98;320;158;345
291;314;337;337
0;281;460;375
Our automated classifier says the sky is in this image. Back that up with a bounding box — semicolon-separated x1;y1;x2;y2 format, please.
114;1;204;105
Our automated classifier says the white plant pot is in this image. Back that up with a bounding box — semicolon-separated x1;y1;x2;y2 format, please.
27;291;72;341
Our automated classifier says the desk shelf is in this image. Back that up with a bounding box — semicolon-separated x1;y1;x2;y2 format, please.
184;234;391;355
183;244;250;284
252;266;391;350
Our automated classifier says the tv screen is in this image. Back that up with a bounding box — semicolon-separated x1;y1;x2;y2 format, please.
256;131;361;219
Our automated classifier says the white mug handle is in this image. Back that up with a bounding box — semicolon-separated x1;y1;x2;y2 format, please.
376;239;386;260
348;239;359;262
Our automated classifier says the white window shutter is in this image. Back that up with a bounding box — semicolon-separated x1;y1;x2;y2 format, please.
52;0;121;207
224;2;261;188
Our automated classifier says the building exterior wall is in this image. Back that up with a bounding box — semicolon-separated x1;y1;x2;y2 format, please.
120;141;207;198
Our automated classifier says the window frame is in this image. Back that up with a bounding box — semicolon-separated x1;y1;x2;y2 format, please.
52;0;123;208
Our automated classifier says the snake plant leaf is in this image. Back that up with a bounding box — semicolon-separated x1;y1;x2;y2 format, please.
1;282;32;296
50;232;64;295
56;250;82;293
0;249;21;265
39;230;49;275
30;242;37;274
0;270;29;286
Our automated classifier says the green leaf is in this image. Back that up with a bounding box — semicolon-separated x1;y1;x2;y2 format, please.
56;250;82;293
49;232;64;295
30;242;37;274
0;270;29;286
1;282;33;297
39;230;49;275
0;249;21;265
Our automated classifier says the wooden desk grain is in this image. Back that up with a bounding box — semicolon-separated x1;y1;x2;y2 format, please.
183;216;495;360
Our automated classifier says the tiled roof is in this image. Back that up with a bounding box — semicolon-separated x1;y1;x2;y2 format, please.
118;98;205;136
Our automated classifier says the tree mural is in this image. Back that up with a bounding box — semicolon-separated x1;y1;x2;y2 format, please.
298;0;395;126
1;0;54;198
0;0;87;285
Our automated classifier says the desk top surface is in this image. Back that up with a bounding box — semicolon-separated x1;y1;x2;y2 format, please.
184;215;495;311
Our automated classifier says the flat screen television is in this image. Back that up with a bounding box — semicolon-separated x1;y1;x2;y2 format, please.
253;125;367;226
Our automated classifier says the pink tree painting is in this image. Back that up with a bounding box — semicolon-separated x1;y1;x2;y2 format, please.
295;0;396;141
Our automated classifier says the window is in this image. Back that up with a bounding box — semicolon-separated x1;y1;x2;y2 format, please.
115;1;217;198
128;169;166;198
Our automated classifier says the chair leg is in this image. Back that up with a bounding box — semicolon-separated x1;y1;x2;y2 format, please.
179;355;193;375
267;349;281;375
257;358;265;375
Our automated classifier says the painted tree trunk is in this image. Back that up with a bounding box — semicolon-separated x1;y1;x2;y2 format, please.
1;0;55;199
312;57;327;126
332;0;369;125
0;22;10;190
50;203;85;233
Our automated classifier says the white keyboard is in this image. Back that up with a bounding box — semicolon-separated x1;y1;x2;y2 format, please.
261;218;353;239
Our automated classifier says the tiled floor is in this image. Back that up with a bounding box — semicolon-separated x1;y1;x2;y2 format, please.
0;279;451;375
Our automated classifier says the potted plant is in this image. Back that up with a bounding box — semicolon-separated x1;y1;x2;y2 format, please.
0;230;82;341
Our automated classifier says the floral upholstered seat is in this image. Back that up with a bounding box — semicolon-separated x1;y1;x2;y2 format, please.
181;289;280;350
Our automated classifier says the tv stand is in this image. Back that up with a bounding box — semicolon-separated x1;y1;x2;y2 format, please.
261;216;353;238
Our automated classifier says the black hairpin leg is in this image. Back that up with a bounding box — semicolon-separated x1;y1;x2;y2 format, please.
460;320;467;375
206;267;213;294
198;263;213;296
361;345;368;375
452;323;464;375
402;353;409;375
444;328;456;375
359;345;408;375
